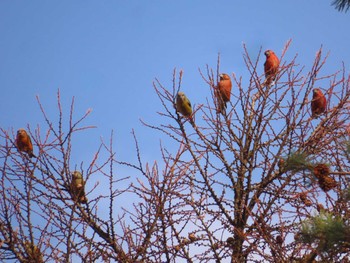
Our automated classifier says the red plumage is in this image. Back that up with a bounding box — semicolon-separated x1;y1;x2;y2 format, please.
264;50;280;87
311;88;327;118
216;73;232;114
15;129;35;158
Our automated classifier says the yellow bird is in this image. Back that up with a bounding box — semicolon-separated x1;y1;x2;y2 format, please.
24;241;43;263
70;171;88;204
176;91;192;117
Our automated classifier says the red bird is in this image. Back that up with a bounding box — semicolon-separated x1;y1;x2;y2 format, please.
217;73;232;114
15;128;35;158
311;88;327;118
264;50;280;87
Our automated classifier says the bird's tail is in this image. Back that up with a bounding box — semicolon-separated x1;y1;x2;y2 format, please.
217;98;227;115
28;151;36;158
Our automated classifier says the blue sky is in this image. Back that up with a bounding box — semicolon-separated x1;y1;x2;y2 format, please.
0;1;349;172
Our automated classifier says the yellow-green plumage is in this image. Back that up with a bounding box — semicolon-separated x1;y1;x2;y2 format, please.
71;171;88;204
24;241;44;263
176;92;192;117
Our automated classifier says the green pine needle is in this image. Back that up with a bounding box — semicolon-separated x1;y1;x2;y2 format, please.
299;211;350;253
283;152;312;173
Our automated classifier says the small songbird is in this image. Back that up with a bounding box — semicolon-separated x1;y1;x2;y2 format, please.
264;50;280;87
217;73;232;114
15;129;35;158
176;92;193;117
311;88;327;118
71;171;88;204
24;241;44;263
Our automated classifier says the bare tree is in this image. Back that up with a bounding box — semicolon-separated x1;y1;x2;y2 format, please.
0;92;135;262
0;41;349;262
145;41;350;262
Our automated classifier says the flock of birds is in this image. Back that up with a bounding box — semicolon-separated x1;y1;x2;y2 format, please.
176;49;327;120
13;49;327;204
15;129;88;204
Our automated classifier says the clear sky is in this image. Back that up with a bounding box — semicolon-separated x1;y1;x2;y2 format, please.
0;1;349;176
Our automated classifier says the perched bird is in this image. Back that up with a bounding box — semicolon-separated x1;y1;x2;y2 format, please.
216;73;232;114
311;88;327;118
176;92;193;117
226;237;235;247
15;129;35;158
70;171;88;204
264;50;280;87
24;241;44;263
188;232;197;242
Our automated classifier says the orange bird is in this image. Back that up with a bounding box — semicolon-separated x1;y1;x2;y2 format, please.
264;50;280;87
311;88;327;118
217;73;232;114
15;129;35;158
